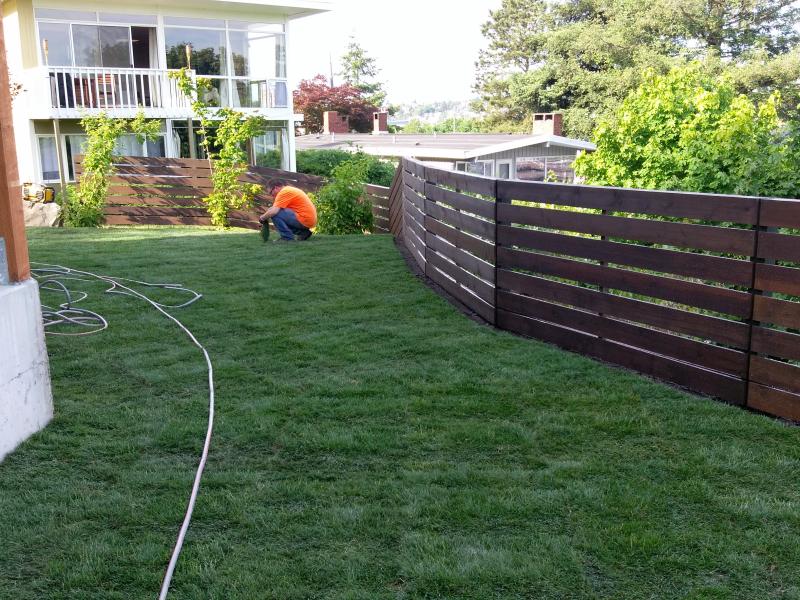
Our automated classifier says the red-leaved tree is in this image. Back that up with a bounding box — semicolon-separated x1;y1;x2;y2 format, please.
293;75;378;133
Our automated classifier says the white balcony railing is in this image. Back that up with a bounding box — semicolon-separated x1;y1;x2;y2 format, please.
36;67;290;117
46;67;192;116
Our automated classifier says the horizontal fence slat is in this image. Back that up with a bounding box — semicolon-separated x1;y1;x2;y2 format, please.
106;196;207;208
497;269;750;348
427;263;495;323
427;249;495;305
425;183;495;219
106;184;206;198
403;170;426;195
497;309;746;404
107;175;214;188
426;199;495;240
404;186;426;211
757;232;800;262
749;356;800;395
498;290;746;376
103;214;212;226
747;383;800;421
750;326;800;362
425;216;495;264
498;247;752;317
497;204;755;255
753;295;800;329
426;231;495;282
754;263;800;296
104;206;209;218
423;165;496;197
498;225;752;286
364;183;391;197
497;180;759;223
759;199;800;229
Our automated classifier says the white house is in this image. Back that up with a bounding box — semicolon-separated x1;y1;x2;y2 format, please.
1;0;331;189
297;112;596;183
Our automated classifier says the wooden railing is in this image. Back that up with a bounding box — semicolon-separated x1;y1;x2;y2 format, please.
396;157;800;422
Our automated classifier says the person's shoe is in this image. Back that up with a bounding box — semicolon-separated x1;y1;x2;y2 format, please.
296;229;313;241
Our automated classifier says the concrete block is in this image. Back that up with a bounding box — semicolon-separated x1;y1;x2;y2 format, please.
0;278;53;461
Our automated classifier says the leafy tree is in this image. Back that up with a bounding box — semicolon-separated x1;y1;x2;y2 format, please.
313;157;374;234
474;0;800;138
293;75;378;133
401;117;488;134
675;0;799;58
339;37;387;107
574;64;800;198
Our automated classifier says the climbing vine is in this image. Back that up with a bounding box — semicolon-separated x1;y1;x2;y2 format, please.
171;69;267;227
66;112;160;227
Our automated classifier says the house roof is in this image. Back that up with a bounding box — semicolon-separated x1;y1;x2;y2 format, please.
126;0;333;18
206;0;333;17
295;133;596;160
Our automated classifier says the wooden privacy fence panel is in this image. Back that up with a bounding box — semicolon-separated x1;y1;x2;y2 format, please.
76;156;390;231
495;182;757;406
402;158;497;323
395;158;800;421
748;199;800;421
363;183;391;233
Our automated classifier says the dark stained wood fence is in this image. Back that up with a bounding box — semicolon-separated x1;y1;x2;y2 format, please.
76;156;388;231
395;157;800;421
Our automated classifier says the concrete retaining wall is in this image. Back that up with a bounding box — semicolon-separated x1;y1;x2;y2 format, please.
0;278;53;461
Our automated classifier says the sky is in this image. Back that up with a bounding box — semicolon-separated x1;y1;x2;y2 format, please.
288;0;502;105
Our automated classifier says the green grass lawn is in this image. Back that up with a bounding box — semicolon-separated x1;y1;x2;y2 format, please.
2;227;800;600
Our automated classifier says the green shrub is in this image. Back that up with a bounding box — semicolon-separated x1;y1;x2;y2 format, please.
61;184;103;228
313;157;374;235
256;149;282;168
297;150;396;186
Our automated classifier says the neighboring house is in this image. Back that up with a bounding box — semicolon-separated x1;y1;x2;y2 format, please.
297;111;596;183
1;0;331;189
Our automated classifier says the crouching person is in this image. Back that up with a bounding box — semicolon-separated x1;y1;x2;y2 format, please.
259;179;317;242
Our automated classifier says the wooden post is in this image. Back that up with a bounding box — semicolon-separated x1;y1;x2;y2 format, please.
0;19;31;283
52;119;67;191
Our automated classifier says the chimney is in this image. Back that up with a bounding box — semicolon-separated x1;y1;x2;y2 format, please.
323;110;349;135
372;111;388;135
532;112;563;137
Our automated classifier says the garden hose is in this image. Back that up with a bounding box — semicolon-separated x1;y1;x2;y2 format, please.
31;263;212;600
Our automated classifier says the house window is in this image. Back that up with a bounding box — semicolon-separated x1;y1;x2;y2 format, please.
164;19;286;109
456;160;494;177
36;11;158;68
65;134;166;181
37;136;60;182
253;129;285;168
516;155;577;182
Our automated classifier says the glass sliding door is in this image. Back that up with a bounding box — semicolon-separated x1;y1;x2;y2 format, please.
99;26;132;68
71;25;132;68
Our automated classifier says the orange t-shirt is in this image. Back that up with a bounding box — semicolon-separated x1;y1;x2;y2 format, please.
273;186;317;228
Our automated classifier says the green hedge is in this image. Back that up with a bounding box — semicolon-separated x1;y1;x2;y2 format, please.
296;150;396;187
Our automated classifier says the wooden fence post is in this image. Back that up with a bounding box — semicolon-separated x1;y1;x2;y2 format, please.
743;197;764;410
493;178;505;327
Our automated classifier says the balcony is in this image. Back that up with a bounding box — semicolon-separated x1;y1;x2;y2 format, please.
20;67;291;120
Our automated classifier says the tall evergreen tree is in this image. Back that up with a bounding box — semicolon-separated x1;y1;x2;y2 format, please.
339;37;387;108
